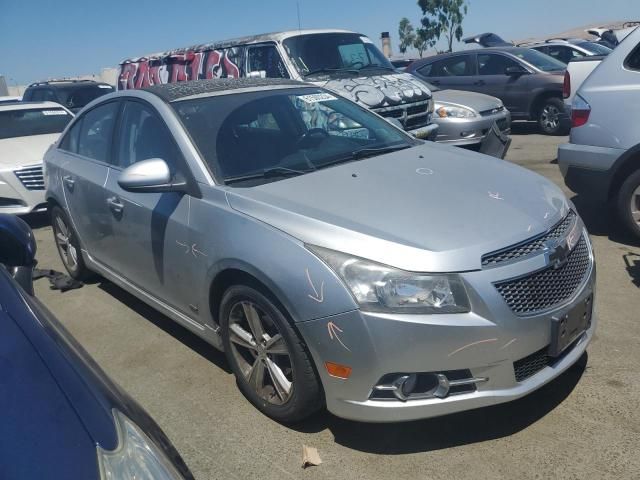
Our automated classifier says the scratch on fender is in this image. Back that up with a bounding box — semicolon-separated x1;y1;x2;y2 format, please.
448;338;498;357
488;191;504;200
327;321;350;351
499;338;517;350
305;268;324;303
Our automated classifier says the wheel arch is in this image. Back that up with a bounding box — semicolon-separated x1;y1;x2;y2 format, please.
529;89;563;119
607;144;640;201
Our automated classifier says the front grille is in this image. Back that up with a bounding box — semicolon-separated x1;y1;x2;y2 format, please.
513;346;550;382
479;105;505;116
373;99;431;130
14;165;44;191
494;234;591;315
482;211;577;267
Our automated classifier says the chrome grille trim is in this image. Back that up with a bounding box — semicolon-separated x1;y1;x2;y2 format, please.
479;105;505;116
14;164;45;191
372;99;431;130
482;211;577;268
494;234;591;316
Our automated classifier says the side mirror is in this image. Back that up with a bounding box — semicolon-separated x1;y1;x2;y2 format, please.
117;158;186;193
0;214;37;294
505;65;528;76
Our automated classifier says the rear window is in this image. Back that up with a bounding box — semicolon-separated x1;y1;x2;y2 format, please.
625;44;640;71
0;108;73;139
577;41;612;56
56;84;114;109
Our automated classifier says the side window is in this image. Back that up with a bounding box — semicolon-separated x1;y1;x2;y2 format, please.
547;46;584;64
42;89;58;102
625;44;640;70
417;64;433;77
478;54;520;75
29;89;44;101
116;101;181;170
77;102;119;162
431;56;473;76
247;45;289;79
59;119;83;153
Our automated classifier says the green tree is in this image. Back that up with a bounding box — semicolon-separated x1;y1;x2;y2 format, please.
398;17;416;54
413;28;432;57
418;0;468;53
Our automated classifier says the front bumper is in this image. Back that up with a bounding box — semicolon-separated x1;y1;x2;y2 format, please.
0;165;46;215
433;110;511;146
408;123;439;141
297;231;595;423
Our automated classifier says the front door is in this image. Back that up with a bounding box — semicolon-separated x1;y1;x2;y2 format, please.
475;53;531;116
417;54;477;91
57;101;120;265
104;99;193;316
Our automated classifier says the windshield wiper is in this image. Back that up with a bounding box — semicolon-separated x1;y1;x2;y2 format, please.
224;166;310;185
316;144;412;170
303;67;360;77
358;65;396;71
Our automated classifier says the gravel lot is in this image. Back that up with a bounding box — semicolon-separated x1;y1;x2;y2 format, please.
28;124;640;480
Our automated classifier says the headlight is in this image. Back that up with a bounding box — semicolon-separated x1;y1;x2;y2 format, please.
97;410;184;480
308;246;470;314
435;104;477;118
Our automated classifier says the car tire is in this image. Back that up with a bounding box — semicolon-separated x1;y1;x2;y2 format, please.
616;169;640;239
51;205;93;281
220;284;323;423
538;97;569;135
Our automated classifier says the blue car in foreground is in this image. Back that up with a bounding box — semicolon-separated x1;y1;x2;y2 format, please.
0;214;193;480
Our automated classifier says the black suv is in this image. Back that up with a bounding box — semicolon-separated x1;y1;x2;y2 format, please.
22;80;114;113
407;47;570;135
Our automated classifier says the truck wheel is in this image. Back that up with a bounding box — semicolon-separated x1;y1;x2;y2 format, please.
617;169;640;239
220;285;323;423
538;98;568;135
51;206;93;281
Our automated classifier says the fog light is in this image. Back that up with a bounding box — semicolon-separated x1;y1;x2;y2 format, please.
325;362;352;379
401;374;417;397
371;370;488;401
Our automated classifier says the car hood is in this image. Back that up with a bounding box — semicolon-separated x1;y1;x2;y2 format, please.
311;72;432;109
433;89;503;113
226;143;570;272
0;133;59;168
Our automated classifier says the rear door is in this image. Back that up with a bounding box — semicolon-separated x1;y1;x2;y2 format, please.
416;54;477;91
475;52;531;115
103;99;193;315
56;101;120;264
545;45;586;64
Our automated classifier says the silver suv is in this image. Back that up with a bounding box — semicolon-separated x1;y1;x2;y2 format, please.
558;27;640;238
45;78;596;423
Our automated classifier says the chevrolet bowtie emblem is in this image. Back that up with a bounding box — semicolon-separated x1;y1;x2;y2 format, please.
544;239;570;269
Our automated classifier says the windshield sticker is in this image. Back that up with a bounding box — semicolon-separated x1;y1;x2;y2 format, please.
98;85;113;89
360;36;373;44
298;93;337;104
41;110;68;116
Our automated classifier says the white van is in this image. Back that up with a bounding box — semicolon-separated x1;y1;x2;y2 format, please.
118;29;437;139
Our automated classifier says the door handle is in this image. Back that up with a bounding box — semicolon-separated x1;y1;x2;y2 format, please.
106;196;124;214
62;175;75;190
473;80;486;86
430;80;441;85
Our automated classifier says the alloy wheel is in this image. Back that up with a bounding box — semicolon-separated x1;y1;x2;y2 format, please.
227;301;294;405
630;185;640;228
53;213;78;271
541;104;560;132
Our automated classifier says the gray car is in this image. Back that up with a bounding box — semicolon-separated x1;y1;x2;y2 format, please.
427;84;511;146
45;78;596;423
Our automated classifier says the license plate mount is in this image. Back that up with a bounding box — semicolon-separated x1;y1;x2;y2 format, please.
549;294;592;357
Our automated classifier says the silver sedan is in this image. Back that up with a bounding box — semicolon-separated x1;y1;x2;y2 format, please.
45;78;594;423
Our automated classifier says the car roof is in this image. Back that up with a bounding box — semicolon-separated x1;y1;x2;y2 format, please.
408;47;525;68
142;77;311;102
122;28;357;63
0;101;68;112
27;80;113;89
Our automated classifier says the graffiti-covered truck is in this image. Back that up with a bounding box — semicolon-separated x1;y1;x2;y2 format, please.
118;29;438;139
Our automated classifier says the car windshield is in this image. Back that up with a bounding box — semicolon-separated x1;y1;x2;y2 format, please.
57;84;114;109
283;33;395;77
0;107;73;139
174;88;416;186
576;41;613;55
512;48;566;71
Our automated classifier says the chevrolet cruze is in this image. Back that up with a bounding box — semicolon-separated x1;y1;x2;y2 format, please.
44;78;596;423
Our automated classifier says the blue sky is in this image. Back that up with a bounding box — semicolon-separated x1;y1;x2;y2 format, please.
0;0;633;84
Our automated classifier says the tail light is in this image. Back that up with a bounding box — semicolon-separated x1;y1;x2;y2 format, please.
571;94;591;128
563;71;571;99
